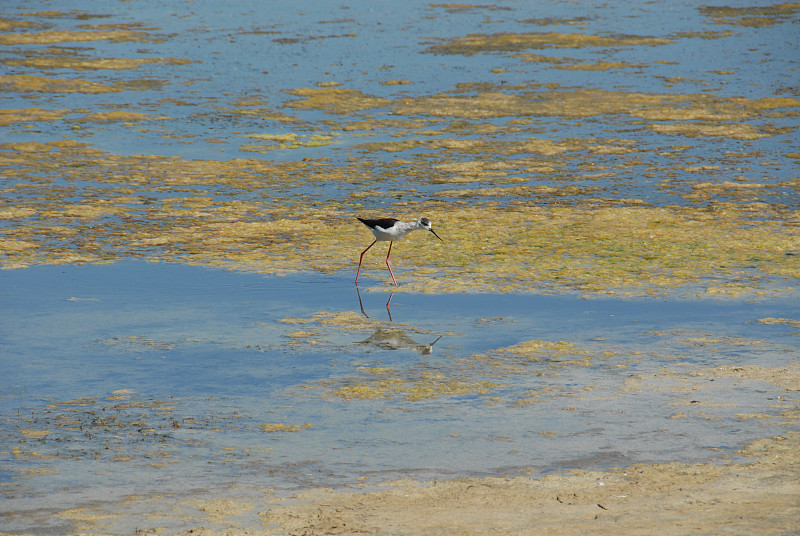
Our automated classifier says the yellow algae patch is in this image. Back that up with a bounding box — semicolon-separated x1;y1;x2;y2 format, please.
0;29;160;45
0;239;39;252
758;317;800;327
247;132;300;143
43;201;123;219
699;3;800;27
391;86;800;125
0;17;39;31
218;97;306;123
242;132;336;151
0;207;36;219
312;311;383;330
278;316;315;325
281;312;370;330
284;87;391;114
491;340;591;359
285;329;320;338
0;74;145;94
735;413;776;420
553;60;641;71
75;110;163;123
222;83;797;145
425;32;673;55
2;55;191;71
0;107;73;125
20;429;51;438
650;122;780;140
439;186;533;198
328;366;500;401
227;108;301;123
260;423;312;432
95;335;175;351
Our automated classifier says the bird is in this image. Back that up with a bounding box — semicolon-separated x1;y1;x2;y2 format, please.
355;217;443;286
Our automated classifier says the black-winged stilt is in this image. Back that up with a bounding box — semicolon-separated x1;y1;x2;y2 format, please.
355;217;442;286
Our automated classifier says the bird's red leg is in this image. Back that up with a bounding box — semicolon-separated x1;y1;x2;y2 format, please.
355;240;377;284
385;241;398;286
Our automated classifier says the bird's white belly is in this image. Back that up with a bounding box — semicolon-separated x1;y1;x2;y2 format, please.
373;226;405;241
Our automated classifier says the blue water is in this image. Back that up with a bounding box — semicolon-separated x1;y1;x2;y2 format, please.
1;263;797;500
2;0;797;202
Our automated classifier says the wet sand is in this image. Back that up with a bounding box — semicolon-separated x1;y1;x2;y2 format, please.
260;435;800;536
25;431;800;535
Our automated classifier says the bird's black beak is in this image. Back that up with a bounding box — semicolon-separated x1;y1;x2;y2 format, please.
430;228;443;241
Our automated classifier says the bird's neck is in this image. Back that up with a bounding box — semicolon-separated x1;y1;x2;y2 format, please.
396;220;420;233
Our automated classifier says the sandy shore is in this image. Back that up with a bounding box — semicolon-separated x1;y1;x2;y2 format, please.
256;434;800;536
21;432;794;536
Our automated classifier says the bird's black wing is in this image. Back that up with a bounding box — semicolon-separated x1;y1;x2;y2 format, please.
357;217;399;229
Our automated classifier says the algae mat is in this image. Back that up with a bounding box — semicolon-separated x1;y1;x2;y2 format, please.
0;1;798;297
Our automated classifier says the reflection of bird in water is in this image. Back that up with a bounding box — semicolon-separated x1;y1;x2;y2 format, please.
356;285;395;320
354;284;443;354
357;327;443;356
355;217;443;286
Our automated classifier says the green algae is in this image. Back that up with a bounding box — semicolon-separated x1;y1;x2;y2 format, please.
0;140;797;297
0;107;76;125
0;74;166;93
387;86;800;123
329;368;500;401
425;32;673;56
699;3;800;27
0;7;797;298
757;317;800;327
2;54;191;71
242;132;337;151
0;28;163;46
284;87;391;114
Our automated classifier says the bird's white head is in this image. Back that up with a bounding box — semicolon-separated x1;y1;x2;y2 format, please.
417;217;443;241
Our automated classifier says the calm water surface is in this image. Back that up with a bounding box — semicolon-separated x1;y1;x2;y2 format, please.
1;263;798;524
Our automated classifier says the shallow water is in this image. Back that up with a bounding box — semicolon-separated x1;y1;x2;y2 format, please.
1;262;798;532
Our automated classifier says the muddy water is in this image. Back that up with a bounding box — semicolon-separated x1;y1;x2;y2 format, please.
1;0;799;533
